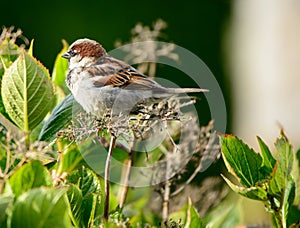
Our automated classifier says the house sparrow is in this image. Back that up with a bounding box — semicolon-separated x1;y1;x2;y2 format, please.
62;38;207;115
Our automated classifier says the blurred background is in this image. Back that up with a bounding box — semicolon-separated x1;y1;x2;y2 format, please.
1;0;300;226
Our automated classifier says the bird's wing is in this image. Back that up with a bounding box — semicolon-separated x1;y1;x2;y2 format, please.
89;56;165;91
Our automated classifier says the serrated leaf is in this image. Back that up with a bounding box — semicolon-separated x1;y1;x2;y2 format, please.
269;133;294;196
67;167;101;199
9;160;52;197
66;167;102;227
0;40;20;120
10;187;72;228
222;175;268;201
257;136;277;177
220;135;263;187
282;177;295;227
66;184;83;227
52;39;69;94
1;51;54;131
185;198;205;228
38;94;75;141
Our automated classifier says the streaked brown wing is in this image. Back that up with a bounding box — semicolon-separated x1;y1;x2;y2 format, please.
91;56;165;91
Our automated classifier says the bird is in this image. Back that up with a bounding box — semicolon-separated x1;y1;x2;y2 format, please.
62;38;207;116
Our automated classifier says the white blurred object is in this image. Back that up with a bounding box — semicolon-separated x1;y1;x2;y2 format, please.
230;0;300;148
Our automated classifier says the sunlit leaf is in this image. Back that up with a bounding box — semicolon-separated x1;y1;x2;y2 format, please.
1;50;54;131
52;39;69;94
27;39;34;56
0;39;19;77
9;160;52;197
10;187;72;228
220;135;263;187
184;198;205;228
222;175;268;201
205;195;242;228
66;184;83;227
257;136;277;177
282;177;295;227
269;133;294;196
59;142;84;173
66;167;102;227
0;195;13;224
0;40;19;120
168;202;188;226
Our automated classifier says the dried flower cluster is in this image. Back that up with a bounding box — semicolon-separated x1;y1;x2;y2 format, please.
59;96;195;150
115;19;179;77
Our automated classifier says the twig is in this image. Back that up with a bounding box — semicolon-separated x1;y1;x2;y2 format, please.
162;179;171;224
118;148;135;208
162;150;172;224
103;134;117;221
170;161;201;197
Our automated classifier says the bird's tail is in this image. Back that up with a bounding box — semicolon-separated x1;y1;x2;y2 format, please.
167;88;209;94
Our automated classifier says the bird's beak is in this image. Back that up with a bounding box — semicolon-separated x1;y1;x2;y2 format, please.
62;51;71;59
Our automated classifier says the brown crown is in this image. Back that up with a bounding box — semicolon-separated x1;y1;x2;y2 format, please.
71;39;107;59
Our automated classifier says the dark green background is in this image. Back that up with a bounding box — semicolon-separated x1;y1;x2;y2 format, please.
0;0;231;129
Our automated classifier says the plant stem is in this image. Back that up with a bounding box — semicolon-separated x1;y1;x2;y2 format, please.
162;152;171;224
103;134;117;221
162;179;171;224
118;149;135;208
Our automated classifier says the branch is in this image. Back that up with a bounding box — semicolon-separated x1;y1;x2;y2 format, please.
103;134;117;221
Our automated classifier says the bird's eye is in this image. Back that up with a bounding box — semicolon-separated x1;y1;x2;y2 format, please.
69;50;77;57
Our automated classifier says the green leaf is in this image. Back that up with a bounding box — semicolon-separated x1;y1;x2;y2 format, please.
10;187;72;228
222;175;268;201
59;143;84;173
292;148;300;206
184;198;206;228
0;40;20;120
38;94;75;141
287;205;300;227
168;202;188;226
1;51;54;131
66;167;102;227
220;135;263;187
52;39;69;94
66;184;83;227
282;177;295;227
257;136;277;177
0;39;19;77
9;160;52;197
269;133;294;196
27;39;34;56
205;195;242;228
0;195;13;224
67;167;101;200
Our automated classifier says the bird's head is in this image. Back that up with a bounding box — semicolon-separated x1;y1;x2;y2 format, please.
62;38;107;69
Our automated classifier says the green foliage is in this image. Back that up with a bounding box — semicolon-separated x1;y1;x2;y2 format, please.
10;187;72;228
220;132;300;228
1;50;54;131
0;39;20;120
9;160;52;197
66;167;102;227
168;198;206;228
1;26;299;227
38;94;75;142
